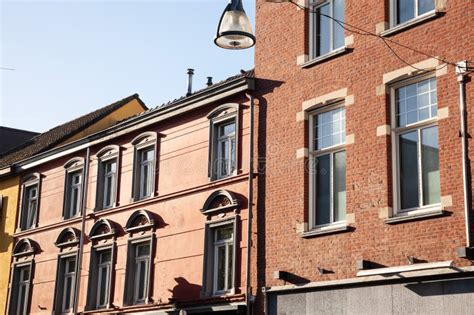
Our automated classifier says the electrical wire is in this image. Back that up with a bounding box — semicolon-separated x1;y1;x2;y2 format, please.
288;0;470;72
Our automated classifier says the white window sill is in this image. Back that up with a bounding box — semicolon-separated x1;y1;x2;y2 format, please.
300;47;349;69
301;222;350;238
381;11;440;37
385;206;446;224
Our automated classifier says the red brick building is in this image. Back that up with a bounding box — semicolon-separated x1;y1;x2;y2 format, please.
3;72;256;314
254;0;474;313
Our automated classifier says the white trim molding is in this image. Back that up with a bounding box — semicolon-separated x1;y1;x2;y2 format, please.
356;261;453;277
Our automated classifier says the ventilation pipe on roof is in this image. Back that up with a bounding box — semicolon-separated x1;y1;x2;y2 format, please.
186;68;194;96
206;76;213;87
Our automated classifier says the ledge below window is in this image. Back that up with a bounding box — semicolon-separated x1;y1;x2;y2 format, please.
380;11;441;37
300;47;351;69
300;223;352;238
384;208;447;224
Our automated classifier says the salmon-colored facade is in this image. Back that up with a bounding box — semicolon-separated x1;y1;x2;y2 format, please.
5;73;256;314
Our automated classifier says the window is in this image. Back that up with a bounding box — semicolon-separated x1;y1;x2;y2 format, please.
10;265;32;315
215;121;236;179
392;0;435;26
208;104;239;181
97;159;118;210
202;220;236;297
393;76;440;212
213;225;234;295
310;0;345;58
124;241;152;305
54;256;77;313
65;170;82;219
96;250;112;309
19;175;40;231
137;147;155;199
309;106;346;227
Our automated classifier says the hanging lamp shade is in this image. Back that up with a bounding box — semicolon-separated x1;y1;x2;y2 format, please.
215;0;255;50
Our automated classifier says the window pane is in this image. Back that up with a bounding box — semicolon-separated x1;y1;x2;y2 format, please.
418;0;435;15
334;151;346;222
67;259;76;273
216;226;233;241
333;0;345;49
100;251;112;263
396;78;437;127
98;266;108;306
315;154;331;225
315;3;331;56
64;277;72;310
230;138;236;173
397;0;415;24
136;261;147;300
137;244;150;257
21;268;30;282
216;245;226;291
18;284;26;313
399;131;419;210
315;108;345;150
422;126;440;205
220;122;235;136
104;175;113;207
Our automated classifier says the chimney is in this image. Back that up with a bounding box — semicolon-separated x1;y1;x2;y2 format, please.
206;77;213;87
186;68;194;96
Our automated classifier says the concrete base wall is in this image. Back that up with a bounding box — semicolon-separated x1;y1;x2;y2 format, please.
268;277;474;315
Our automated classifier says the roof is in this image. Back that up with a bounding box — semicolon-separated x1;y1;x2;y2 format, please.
0;94;146;168
0;127;39;155
117;69;254;126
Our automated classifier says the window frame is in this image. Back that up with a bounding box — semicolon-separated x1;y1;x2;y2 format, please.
202;218;237;297
208;104;240;181
131;133;157;202
8;261;34;315
95;146;120;211
309;0;345;60
63;159;84;220
123;236;154;306
86;244;115;311
18;174;41;231
390;0;436;28
308;103;347;230
390;73;442;216
53;252;79;314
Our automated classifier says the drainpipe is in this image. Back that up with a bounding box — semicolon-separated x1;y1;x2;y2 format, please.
456;61;471;248
73;147;91;314
245;92;255;315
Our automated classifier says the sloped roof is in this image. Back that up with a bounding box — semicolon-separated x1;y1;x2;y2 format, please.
117;69;254;126
0;127;39;155
0;94;146;168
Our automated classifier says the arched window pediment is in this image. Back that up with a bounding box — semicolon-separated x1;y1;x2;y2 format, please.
55;227;80;248
89;219;117;240
131;132;157;146
125;210;156;233
201;190;240;215
207;103;239;120
22;173;41;184
64;157;84;169
13;239;38;257
96;145;120;159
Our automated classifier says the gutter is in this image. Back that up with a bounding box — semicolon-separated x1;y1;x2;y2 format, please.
73;147;90;314
245;92;255;315
456;61;471;248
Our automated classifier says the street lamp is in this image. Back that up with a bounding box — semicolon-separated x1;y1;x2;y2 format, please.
215;0;255;50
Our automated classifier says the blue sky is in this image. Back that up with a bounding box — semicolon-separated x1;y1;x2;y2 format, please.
0;0;255;132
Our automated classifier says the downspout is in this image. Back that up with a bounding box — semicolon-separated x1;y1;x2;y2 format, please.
73;147;91;314
457;61;471;248
245;92;255;315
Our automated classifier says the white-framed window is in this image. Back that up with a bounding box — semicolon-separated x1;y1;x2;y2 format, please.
58;256;77;313
309;0;345;59
97;158;118;210
391;0;435;26
212;225;234;295
137;147;155;200
65;170;82;219
309;106;346;228
133;243;150;304
215;121;236;179
391;75;440;214
95;250;112;309
11;264;32;315
19;175;40;231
